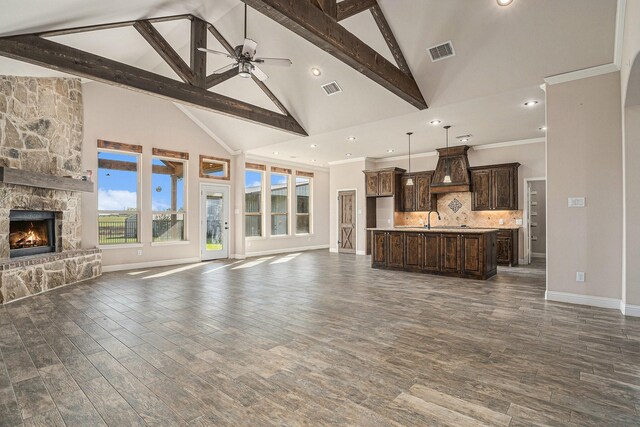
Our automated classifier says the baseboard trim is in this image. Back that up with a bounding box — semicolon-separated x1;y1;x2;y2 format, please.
531;252;546;258
545;290;621;310
356;250;366;256
230;254;246;260
103;257;201;273
245;245;329;258
329;247;339;253
622;303;640;317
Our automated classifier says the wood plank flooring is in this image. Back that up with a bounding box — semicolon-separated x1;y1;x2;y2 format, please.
1;252;639;426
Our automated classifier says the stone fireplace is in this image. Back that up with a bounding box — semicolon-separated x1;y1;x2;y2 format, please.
0;75;101;304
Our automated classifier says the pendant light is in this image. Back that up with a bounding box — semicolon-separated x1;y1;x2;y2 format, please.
406;132;414;186
443;125;452;184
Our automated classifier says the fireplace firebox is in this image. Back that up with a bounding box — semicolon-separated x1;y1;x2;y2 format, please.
9;210;57;258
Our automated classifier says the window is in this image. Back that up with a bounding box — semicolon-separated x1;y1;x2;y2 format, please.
97;151;140;244
296;176;311;234
200;155;230;180
152;157;186;242
270;173;289;236
245;169;263;237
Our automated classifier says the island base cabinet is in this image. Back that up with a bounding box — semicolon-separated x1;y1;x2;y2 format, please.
371;230;497;280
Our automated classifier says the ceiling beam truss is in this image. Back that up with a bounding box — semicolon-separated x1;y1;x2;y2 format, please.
0;34;307;135
336;0;377;21
369;3;412;76
0;15;307;136
241;0;426;109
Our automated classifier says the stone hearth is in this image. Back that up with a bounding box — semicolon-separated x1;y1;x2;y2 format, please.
0;75;101;304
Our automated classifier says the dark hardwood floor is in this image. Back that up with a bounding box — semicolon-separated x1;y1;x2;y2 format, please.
1;251;639;426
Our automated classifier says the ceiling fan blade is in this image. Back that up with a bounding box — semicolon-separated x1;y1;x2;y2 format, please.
197;47;236;59
254;57;293;67
242;38;258;58
251;65;269;82
212;63;238;74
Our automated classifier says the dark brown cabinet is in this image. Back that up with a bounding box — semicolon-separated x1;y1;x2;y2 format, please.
371;230;497;279
470;163;520;211
496;229;519;266
364;168;405;197
399;171;436;212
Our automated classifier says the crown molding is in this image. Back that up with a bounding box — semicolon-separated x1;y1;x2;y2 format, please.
173;103;241;155
374;151;437;163
245;153;329;171
472;137;546;151
327;156;369;166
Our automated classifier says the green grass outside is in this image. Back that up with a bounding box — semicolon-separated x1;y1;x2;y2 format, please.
206;243;223;251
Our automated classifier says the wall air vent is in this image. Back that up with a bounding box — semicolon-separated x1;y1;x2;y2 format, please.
321;81;342;96
428;41;455;62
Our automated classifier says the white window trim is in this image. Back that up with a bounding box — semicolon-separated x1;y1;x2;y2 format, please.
294;175;313;236
151;155;188;243
269;172;290;238
97;149;141;245
244;168;265;239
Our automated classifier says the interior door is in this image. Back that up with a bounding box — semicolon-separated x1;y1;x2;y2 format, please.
338;190;356;254
201;185;229;260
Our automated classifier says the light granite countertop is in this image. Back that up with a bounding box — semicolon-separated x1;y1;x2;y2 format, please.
366;227;499;234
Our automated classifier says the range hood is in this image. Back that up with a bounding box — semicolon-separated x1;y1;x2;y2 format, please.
430;145;471;194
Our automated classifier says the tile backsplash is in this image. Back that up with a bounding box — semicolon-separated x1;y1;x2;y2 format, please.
394;192;523;228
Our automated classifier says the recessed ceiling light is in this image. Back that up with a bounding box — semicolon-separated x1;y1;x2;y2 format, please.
524;100;539;107
311;68;322;77
310;144;317;148
387;149;394;153
272;151;279;155
497;0;514;6
346;153;352;157
539;126;547;131
347;136;357;141
430;120;442;126
311;159;317;162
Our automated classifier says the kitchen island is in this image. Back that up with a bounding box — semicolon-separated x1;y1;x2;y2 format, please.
368;228;498;280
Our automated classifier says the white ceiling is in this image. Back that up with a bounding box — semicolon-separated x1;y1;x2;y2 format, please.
0;0;618;165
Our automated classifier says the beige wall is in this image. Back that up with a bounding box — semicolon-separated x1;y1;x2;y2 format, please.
82;82;237;269
622;0;640;309
546;71;623;300
244;156;330;256
375;142;546;260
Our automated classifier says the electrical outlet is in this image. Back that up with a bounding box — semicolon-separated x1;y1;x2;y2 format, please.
568;197;586;208
576;272;585;282
137;250;142;256
387;219;391;224
515;219;523;226
499;219;505;225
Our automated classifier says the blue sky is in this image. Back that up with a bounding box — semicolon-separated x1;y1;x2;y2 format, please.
98;152;184;211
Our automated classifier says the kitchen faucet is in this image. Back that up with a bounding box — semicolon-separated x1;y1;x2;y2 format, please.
426;209;441;230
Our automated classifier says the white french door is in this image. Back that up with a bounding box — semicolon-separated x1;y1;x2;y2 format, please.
201;184;229;260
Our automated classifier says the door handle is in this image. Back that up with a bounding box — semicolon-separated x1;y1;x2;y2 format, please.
224;227;229;230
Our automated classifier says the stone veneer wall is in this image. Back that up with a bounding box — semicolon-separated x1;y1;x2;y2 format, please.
0;76;100;304
0;76;83;258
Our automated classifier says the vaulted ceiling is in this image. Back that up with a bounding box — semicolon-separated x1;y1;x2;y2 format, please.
0;0;618;165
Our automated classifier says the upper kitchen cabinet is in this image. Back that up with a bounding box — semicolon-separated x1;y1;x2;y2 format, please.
399;171;437;212
470;163;520;211
364;168;405;197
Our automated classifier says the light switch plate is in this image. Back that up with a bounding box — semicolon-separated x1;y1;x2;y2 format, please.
576;272;585;282
568;197;586;208
515;219;523;226
357;209;362;215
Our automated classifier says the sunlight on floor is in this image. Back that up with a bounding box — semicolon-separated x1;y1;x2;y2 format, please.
143;262;211;279
231;256;275;270
270;253;301;264
127;270;150;276
202;260;242;275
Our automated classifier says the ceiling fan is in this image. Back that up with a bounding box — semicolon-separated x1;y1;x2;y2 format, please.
197;4;292;82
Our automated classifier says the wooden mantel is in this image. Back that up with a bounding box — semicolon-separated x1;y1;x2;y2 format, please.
0;167;94;193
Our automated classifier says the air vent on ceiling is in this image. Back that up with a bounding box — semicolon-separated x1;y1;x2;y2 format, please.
321;81;342;96
456;134;472;139
428;41;455;62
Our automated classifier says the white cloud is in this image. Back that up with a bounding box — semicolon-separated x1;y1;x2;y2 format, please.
152;201;170;211
98;189;137;211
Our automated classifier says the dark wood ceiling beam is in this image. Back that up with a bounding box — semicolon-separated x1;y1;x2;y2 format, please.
207;25;236;55
312;0;337;19
251;75;289;115
206;67;239;89
0;35;307;136
241;0;427;109
133;20;194;85
35;14;192;37
369;3;412;76
336;0;377;21
190;17;207;88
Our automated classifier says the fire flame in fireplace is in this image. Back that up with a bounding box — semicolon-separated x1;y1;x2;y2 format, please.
9;221;49;249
